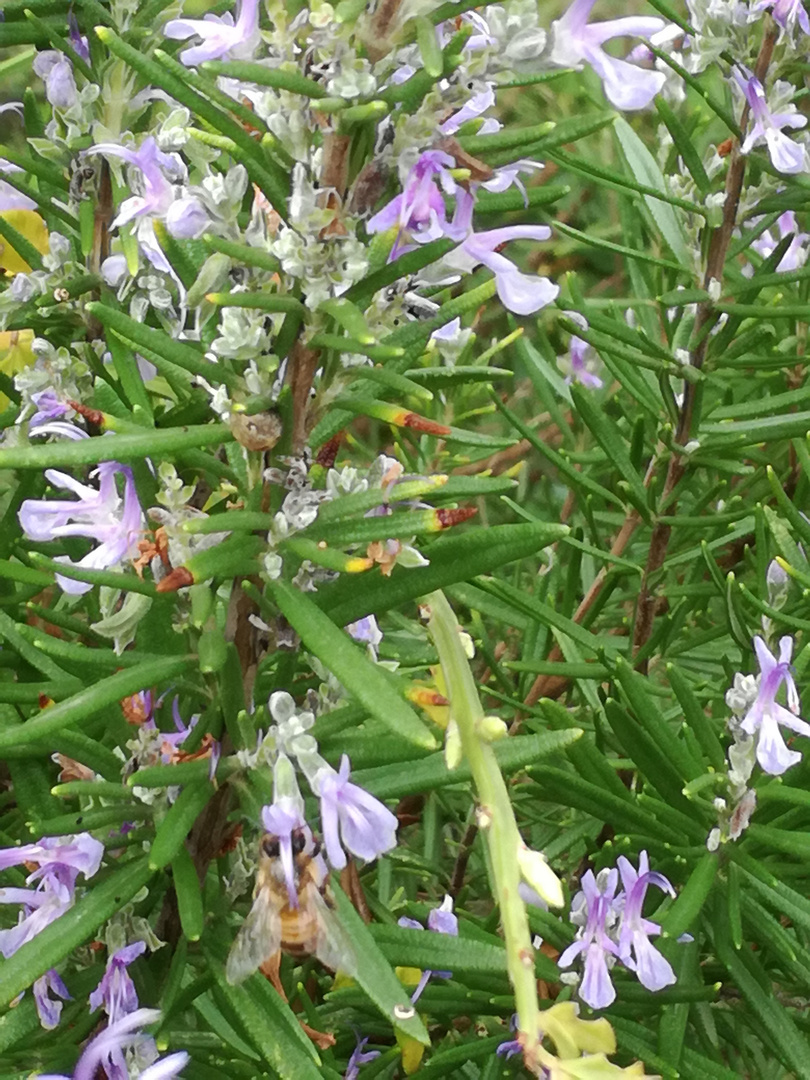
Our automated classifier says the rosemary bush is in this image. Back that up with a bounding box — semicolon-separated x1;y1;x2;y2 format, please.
1;0;810;1075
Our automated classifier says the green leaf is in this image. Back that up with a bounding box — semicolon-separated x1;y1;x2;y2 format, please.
413;14;442;76
713;923;810;1077
0;855;154;1009
660;852;718;938
569;383;649;520
172;843;205;942
149;781;216;870
0;423;232;470
315;520;568;625
85;301;240;389
202;944;323;1078
269;578;438;749
354;728;582;798
202;59;328;98
369;922;507;975
330;880;430;1044
614;116;691;268
0;655;193;750
0;608;79;684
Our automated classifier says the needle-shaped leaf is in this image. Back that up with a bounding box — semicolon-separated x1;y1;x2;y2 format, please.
269;578;438;749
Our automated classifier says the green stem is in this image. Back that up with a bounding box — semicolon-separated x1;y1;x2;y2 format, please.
426;589;546;1073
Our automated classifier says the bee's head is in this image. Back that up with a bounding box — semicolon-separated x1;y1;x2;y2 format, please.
261;827;314;864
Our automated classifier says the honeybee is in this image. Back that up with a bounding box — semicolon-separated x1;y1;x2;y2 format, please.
225;826;357;987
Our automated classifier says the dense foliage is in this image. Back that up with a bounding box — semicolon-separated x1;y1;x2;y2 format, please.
2;0;810;1076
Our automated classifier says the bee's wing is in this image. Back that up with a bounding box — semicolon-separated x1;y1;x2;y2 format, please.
306;881;360;980
226;888;282;985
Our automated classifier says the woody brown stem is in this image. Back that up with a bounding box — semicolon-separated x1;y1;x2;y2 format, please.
632;23;779;663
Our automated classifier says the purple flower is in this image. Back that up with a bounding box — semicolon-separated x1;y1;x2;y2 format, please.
752;0;810;39
33;969;72;1030
261;799;306;907
741;636;810;775
568;336;603;388
398;895;458;1002
89;138;178;230
616;852;676;992
164;0;261;66
367;150;458;254
88;138;185;274
37;1008;189;1080
30;389;71;428
558;868;621;1009
18;461;143;595
751;211;809;272
68;14;91;63
317;755;398;870
549;0;666;111
445;190;559;315
32;51;78;109
736;72;807;174
344;1036;381;1079
89;941;147;1024
0;834;102;1026
346;615;383;654
496;1015;522;1060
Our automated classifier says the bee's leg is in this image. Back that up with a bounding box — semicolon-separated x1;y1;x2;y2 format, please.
259;954;336;1050
259;951;286;999
340;858;371;923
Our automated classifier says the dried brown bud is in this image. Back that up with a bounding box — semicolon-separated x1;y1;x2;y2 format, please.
229;410;283;452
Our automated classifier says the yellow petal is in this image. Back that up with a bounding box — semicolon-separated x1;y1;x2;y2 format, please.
0;210;49;274
543;1001;616;1061
0;328;35;410
395;1030;426;1075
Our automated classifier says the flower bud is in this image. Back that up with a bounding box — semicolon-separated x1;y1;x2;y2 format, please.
477;715;508;742
166;196;209;240
444;717;462;770
517;843;564;909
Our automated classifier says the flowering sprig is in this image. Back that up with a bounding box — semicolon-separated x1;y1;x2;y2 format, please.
558;852;681;1009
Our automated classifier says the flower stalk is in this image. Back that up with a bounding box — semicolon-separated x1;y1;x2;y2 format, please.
425;588;546;1074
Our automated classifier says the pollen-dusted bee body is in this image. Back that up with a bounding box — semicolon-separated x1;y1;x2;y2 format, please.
226;826;356;985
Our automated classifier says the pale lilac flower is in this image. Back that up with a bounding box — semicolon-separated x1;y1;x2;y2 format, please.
164;0;261;66
317;755;398;870
68;14;91;63
165;196;209;239
367;150;458;254
751;210;809;271
37;1008;188;1080
32;52;78;109
89;138;178;230
346;615;383;655
0;834;104;897
444;191;559;316
549;0;666;111
101;254;129;288
30;390;71;427
741;636;810;774
558;868;621;1009
344;1036;381;1079
616;852;676;992
736;72;807;174
481;160;544;206
496;1015;522;1059
752;0;810;39
439;85;498;135
88;138;185;274
261;799;306;907
33;969;72;1030
0;161;37;211
89;941;147;1024
398;895;457;1002
567;337;603;388
19;462;143;595
0;835;102;1025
